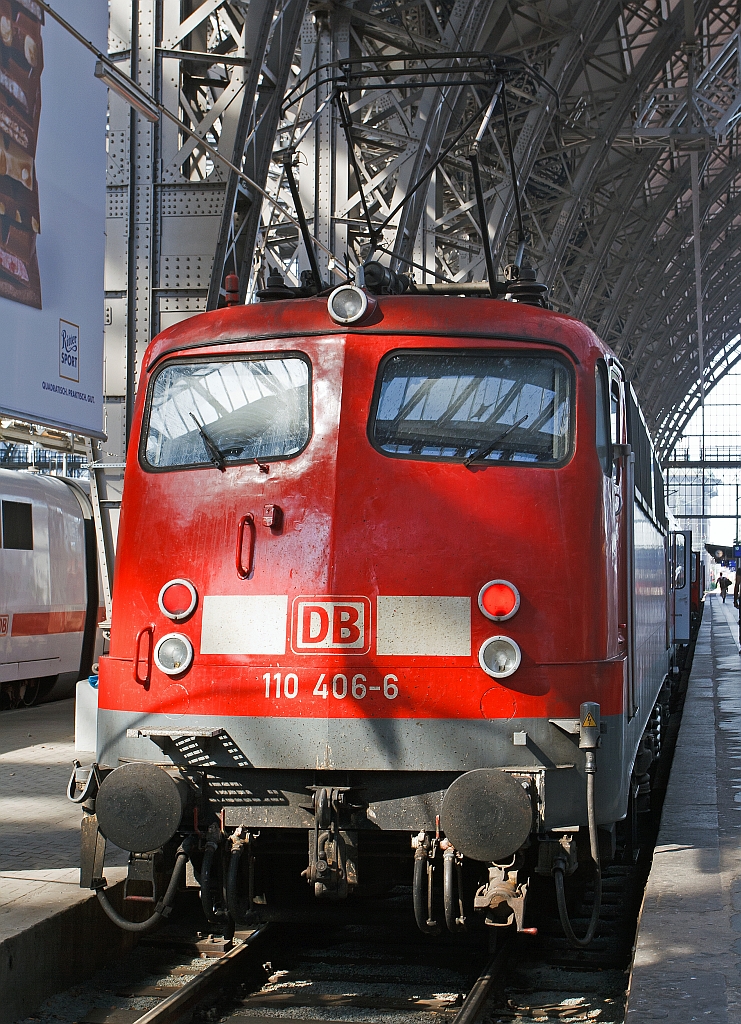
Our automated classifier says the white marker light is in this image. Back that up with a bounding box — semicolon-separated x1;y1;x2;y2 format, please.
154;633;193;676
478;635;521;679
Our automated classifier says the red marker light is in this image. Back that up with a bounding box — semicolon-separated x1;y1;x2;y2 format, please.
478;580;520;621
158;579;198;621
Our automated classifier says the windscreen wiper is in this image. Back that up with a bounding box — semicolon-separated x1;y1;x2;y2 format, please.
463;415;528;466
190;412;226;471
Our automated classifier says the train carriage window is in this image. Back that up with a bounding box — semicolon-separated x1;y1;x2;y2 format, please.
369;352;573;465
595;362;611;476
1;501;33;549
142;356;311;470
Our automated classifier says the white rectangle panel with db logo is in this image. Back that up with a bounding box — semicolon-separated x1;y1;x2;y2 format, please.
200;596;288;655
376;596;471;656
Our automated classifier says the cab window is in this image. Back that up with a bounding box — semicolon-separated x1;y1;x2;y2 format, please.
369;351;573;466
142;355;311;470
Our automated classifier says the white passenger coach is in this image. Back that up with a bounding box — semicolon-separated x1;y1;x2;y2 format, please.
0;469;102;708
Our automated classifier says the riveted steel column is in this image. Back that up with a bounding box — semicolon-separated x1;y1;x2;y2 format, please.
126;0;156;443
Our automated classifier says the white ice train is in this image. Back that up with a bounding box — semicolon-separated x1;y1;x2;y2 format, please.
0;468;102;708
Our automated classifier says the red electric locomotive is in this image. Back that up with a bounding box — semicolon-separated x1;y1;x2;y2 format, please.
77;279;679;945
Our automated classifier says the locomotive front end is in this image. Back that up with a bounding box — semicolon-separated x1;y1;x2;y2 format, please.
79;294;650;940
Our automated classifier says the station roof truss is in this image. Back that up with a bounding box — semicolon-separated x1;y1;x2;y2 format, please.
109;0;741;458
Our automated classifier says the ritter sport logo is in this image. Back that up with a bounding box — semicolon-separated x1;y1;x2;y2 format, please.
59;319;80;382
291;597;371;654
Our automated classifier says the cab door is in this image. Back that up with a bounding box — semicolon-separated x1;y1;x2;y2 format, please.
607;361;635;716
672;530;692;643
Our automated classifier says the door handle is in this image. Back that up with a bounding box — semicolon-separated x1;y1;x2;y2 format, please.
133;625;154;686
236;514;256;579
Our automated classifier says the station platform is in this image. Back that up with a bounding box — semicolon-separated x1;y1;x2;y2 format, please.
627;593;741;1021
0;699;128;1024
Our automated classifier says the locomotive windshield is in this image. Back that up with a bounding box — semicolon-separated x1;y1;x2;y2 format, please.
370;352;573;465
142;356;310;469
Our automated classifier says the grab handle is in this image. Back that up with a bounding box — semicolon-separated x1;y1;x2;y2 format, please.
236;514;256;579
134;625;154;686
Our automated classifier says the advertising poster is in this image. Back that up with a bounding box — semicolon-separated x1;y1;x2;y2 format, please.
0;0;107;437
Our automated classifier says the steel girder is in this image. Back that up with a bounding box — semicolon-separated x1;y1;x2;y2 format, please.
206;0;307;308
629;162;741;384
104;0;741;459
652;244;741;451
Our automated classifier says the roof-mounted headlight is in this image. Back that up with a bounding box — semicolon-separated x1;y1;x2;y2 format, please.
327;285;376;325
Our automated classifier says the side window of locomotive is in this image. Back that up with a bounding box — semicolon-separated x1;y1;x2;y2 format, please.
1;501;33;549
142;356;311;470
595;362;611;476
369;352;573;465
610;377;622;448
674;534;686;589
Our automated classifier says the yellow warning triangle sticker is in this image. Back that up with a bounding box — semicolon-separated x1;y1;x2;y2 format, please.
582;712;597;728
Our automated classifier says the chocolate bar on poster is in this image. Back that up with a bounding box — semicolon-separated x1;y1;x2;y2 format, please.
10;0;43;23
0;132;34;190
0;8;42;73
0;214;40;306
0;57;41;128
0;167;39;231
0;93;33;154
0;0;43;130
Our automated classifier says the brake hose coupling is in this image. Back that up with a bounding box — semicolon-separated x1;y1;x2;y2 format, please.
552;702;602;948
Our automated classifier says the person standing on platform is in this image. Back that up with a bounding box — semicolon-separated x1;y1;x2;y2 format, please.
719;575;731;602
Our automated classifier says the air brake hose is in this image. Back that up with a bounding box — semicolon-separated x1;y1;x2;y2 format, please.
413;844;440;934
96;845;189;933
442;846;466;932
67;760;100;804
201;840;233;932
553;751;602;948
226;831;255;923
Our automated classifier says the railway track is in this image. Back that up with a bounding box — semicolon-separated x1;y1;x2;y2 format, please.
108;918;511;1024
18;909;626;1024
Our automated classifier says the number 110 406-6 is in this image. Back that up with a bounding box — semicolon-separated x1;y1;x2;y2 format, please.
263;672;399;700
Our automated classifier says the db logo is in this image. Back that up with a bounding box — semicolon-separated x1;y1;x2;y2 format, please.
292;597;371;653
0;615;8;637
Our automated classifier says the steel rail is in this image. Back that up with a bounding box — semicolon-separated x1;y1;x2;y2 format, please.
450;937;512;1024
131;926;269;1024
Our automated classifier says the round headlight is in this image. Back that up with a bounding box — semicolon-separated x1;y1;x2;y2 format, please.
478;580;520;621
328;285;370;324
154;633;193;676
158;579;198;621
479;636;521;679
